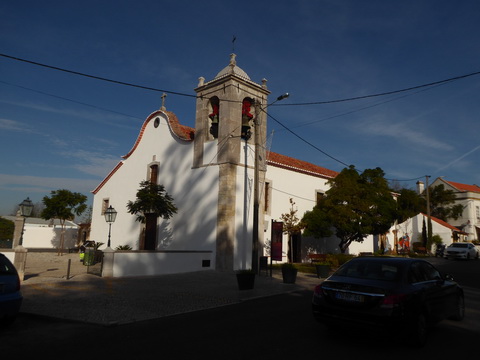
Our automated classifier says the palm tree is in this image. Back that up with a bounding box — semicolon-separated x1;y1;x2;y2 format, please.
127;181;177;250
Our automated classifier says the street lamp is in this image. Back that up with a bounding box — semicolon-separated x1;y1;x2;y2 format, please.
104;205;117;248
18;197;33;245
252;93;290;272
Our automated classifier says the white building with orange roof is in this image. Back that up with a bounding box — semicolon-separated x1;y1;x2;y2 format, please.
429;178;480;241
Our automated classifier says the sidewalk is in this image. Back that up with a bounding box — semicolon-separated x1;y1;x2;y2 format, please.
20;264;321;326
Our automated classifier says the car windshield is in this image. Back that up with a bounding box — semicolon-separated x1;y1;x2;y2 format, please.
450;243;468;248
334;260;400;281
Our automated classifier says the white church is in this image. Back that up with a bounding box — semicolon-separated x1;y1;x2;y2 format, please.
89;54;345;276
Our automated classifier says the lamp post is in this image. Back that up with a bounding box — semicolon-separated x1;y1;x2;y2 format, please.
18;197;34;246
104;205;117;248
252;93;289;273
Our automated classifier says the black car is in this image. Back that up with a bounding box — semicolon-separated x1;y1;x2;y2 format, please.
0;253;23;324
312;257;464;346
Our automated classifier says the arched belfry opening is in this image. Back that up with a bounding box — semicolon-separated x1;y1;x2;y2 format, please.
241;97;254;140
209;96;220;139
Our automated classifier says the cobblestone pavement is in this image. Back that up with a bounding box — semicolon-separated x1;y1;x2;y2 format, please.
19;252;321;326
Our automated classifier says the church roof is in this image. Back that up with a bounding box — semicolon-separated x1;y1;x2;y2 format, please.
444;180;480;194
267;151;338;179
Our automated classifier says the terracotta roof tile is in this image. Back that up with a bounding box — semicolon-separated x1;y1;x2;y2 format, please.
445;180;480;194
267;151;338;179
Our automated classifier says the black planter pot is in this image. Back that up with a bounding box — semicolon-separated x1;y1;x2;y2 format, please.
315;264;330;278
236;273;255;290
281;267;298;284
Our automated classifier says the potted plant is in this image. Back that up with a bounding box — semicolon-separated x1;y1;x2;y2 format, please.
315;261;330;278
236;269;255;290
281;263;298;284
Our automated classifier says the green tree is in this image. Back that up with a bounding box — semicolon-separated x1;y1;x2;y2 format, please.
302;166;397;253
126;181;177;250
396;188;425;224
280;198;305;263
41;189;87;254
428;184;463;221
0;217;15;248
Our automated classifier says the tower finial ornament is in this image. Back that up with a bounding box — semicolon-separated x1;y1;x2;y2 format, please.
229;53;236;73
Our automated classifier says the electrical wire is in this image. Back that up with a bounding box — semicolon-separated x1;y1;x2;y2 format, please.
2;52;479;106
2;52;473;184
0;53;197;99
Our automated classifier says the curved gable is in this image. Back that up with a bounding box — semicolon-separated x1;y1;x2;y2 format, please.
122;110;194;160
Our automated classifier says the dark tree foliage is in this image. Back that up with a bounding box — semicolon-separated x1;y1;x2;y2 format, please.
126;181;177;223
396;188;426;224
428;184;463;221
127;181;178;250
303;166;397;253
0;217;14;241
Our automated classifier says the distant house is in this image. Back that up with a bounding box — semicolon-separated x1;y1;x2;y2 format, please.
395;213;467;248
0;215;79;250
418;178;480;242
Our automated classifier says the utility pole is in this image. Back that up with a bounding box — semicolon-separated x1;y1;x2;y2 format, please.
252;93;289;273
425;175;432;248
252;100;261;273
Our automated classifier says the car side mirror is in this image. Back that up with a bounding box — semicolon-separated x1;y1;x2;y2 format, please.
444;274;454;281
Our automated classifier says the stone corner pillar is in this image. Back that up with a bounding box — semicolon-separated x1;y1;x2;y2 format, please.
13;245;28;282
101;247;115;277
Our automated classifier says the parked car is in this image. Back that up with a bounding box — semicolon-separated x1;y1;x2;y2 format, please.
0;253;23;324
312;257;464;346
444;242;479;260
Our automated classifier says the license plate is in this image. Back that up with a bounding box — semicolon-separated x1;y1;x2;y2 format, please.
335;291;364;302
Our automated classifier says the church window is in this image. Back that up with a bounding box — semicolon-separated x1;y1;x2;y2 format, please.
241;97;254;140
209;97;219;139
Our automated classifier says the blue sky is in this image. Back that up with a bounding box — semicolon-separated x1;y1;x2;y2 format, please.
1;0;479;216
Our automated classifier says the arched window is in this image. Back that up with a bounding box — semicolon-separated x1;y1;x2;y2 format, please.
209;97;220;139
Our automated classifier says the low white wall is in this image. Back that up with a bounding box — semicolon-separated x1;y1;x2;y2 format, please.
22;226;78;249
0;249;15;262
109;250;213;277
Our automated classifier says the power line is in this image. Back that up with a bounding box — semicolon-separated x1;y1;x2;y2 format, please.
0;80;143;120
2;52;471;184
274;71;480;106
2;52;480;106
0;53;197;99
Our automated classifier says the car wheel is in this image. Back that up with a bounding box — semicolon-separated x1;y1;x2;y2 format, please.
411;313;427;347
449;293;465;321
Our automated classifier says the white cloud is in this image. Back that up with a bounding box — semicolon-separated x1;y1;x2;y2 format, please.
353;116;454;151
0;173;100;194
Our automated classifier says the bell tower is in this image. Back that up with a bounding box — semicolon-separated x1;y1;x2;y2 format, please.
194;54;270;271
